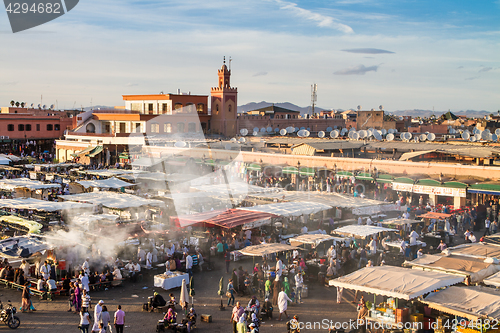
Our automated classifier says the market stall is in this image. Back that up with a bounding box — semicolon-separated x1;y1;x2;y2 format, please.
483;270;500;287
329;266;464;329
418;212;453;247
154;271;189;290
405;254;500;284
443;243;500;260
76;177;135;189
333;225;397;239
238;201;332;217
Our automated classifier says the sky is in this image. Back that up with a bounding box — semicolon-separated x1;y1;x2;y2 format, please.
0;0;499;112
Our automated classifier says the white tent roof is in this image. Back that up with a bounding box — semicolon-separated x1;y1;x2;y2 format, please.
0;157;11;165
289;234;344;246
59;192;165;209
0;178;60;190
328;265;464;300
72;214;119;225
0;154;21;162
77;169;137;177
76;177;134;189
238;201;332;217
444;243;500;260
191;182;282;197
333;225;397;238
380;218;421;226
0;198;94;212
423;286;500;320
238;243;303;257
483;271;500;287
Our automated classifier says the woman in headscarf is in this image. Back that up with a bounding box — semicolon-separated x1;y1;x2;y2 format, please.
272;276;280;305
236;313;248;333
251;312;260;328
164;308;176;324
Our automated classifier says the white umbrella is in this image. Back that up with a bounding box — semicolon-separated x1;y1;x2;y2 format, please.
180;277;190;310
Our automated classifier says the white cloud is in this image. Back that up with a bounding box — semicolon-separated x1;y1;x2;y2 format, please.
275;0;353;33
334;64;379;75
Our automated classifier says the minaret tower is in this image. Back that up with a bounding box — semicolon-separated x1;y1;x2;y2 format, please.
211;57;238;137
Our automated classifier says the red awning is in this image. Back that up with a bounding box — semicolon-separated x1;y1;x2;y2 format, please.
171;209;277;229
418;212;452;219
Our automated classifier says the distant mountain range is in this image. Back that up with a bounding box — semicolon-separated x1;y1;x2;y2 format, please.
238;101;493;118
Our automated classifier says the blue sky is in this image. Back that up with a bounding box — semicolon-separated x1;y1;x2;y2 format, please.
0;0;498;112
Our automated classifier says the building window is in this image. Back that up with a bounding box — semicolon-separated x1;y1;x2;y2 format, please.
25;124;32;131
162;104;169;113
7;124;14;131
174;103;183;111
164;123;172;133
148;103;153;111
177;122;185;133
188;122;196;132
135;123;141;133
36;124;40;131
228;105;232;112
86;123;95;133
18;124;25;131
216;104;219;113
150;123;159;133
46;124;53;131
54;124;60;131
120;123;126;133
197;103;204;113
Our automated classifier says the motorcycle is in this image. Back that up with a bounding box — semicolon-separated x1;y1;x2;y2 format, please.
0;300;20;329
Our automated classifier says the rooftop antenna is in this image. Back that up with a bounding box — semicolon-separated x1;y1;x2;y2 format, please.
229;56;232;71
311;83;317;116
223;56;226;65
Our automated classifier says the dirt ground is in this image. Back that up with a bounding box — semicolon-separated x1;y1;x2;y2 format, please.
2;255;361;333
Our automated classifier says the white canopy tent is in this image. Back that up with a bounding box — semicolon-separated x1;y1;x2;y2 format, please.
0;198;94;212
406;254;500;284
289;234;345;247
238;243;303;257
333;225;397;238
423;286;500;321
191;182;282;197
0;178;60;191
0;154;21;162
380;218;421;226
443;243;500;260
483;271;500;287
77;169;137;178
59;192;165;209
0;156;12;165
76;177;135;189
238;201;332;217
328;266;464;300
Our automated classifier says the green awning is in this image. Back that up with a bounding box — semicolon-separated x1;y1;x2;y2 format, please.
336;171;353;178
247;163;262;172
299;167;315;177
204;159;215;166
376;174;394;183
119;153;130;159
217;160;231;166
416;179;442;186
282;166;298;175
442;181;468;189
393;177;415;184
356;172;374;181
86;146;103;157
77;146;94;156
468;183;500;195
194;159;203;164
0;215;43;234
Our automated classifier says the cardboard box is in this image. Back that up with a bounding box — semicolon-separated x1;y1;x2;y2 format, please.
201;314;212;323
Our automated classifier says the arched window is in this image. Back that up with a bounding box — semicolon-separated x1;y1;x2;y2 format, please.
228;105;232;112
186;103;195;113
164;123;172;133
197;103;204;113
174;103;183;111
216;104;219;113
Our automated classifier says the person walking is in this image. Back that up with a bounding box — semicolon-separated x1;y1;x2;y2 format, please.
277;287;292;321
272;276;280;305
294;272;303;304
99;305;111;333
227;278;236;306
114;305;125;333
230;302;245;333
92;300;103;333
21;282;31;312
225;251;231;274
79;308;91;333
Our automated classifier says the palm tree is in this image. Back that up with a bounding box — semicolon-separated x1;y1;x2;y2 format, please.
10;100;14;107
15;101;20;107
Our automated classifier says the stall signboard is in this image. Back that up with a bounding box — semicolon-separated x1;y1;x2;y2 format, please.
413;185;466;198
29;172;37;180
45;174;54;181
392;183;413;192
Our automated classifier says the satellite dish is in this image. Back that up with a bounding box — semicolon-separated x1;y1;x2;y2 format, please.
240;128;248;136
388;129;394;134
253;127;259;133
295;127;299;132
274;128;280;133
267;127;273;133
297;130;304;137
225;144;232;150
399;133;405;140
239;137;246;143
359;130;367;138
427;133;436;141
407;132;412;140
357;105;362;111
381;129;387;135
304;130;310;137
485;129;491;134
280;129;287;136
474;133;481;141
50;104;54;109
330;130;339;138
386;133;394;141
348;131;353;139
318;131;325;138
461;132;470;140
326;127;332;132
352;132;360;140
30;103;34;108
253;131;258;136
259;127;265;133
374;131;382;141
307;128;311;131
349;127;356;132
482;131;490;140
470;136;477;142
420;134;427;141
42;105;46;109
37;104;41;108
174;141;187;148
379;105;383;110
495;129;500;136
492;134;498;141
230;138;237;142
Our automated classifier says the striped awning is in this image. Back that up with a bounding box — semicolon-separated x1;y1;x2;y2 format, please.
282;166;298;175
86;146;103;157
299;167;315;177
356;172;374;181
247;163;262;172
